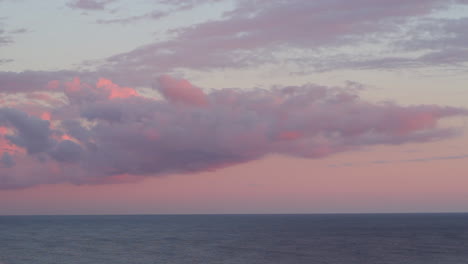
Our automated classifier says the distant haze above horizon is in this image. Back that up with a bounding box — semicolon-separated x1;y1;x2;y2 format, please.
1;0;468;215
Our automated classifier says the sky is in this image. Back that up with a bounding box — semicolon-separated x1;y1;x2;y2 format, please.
0;0;468;215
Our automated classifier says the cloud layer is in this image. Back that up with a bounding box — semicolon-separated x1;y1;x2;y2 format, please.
2;0;467;89
97;0;468;83
0;75;466;189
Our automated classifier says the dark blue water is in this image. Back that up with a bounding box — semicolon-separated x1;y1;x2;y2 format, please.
1;214;468;264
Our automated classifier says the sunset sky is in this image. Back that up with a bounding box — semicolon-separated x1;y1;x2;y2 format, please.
1;0;467;215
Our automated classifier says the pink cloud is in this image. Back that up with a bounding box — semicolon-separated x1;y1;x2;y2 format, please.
278;131;303;141
0;75;466;189
96;78;138;99
63;77;138;104
157;75;208;106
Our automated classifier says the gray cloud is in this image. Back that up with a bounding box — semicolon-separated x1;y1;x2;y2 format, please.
0;108;54;154
0;152;15;168
49;140;83;163
0;70;94;93
0;59;13;65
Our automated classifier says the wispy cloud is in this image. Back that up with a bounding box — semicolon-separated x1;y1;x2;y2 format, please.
330;154;468;168
0;19;29;47
87;0;468;84
402;154;468;163
3;1;467;89
0;59;13;65
0;28;13;46
67;0;117;11
96;10;167;24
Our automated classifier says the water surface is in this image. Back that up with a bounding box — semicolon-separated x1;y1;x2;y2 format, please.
1;214;468;264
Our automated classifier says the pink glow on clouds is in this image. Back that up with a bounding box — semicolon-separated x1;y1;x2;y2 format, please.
0;119;465;214
47;80;61;90
157;75;208;106
0;75;466;190
0;126;25;156
65;77;82;93
40;112;51;121
399;112;437;134
279;131;303;141
96;78;139;99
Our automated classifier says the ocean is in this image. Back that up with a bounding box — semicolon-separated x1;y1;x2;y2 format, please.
1;214;468;264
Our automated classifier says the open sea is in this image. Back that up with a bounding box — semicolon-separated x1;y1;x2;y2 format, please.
1;214;468;264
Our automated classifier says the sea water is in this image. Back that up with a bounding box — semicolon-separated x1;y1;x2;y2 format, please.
1;214;468;264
